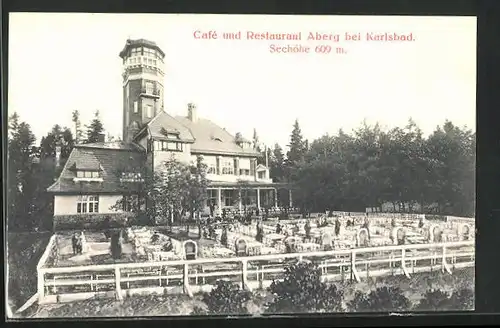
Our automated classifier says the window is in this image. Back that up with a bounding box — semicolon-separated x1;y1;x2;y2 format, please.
77;195;99;214
131;47;142;56
221;159;234;175
133;101;138;113
223;190;234;206
166;133;179;140
76;170;100;178
207;163;217;174
206;190;217;207
154;140;183;152
121;172;143;182
146;105;153;118
239;169;250;176
145;81;155;94
123;195;138;212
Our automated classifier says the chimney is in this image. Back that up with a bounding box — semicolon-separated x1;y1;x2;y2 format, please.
187;103;198;123
97;133;106;143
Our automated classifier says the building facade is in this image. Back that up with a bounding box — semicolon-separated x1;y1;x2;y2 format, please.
47;39;291;230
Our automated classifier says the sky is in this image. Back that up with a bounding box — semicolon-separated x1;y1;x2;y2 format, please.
9;13;476;149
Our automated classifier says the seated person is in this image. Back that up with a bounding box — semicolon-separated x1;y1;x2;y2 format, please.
162;238;173;252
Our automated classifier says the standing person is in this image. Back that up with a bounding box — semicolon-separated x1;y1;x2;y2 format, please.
256;220;264;242
304;220;311;239
75;232;82;254
71;232;79;255
334;217;341;236
362;217;371;241
209;201;215;218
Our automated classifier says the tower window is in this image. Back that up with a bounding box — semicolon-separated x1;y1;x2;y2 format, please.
133;101;138;113
146;105;153;118
145;81;154;94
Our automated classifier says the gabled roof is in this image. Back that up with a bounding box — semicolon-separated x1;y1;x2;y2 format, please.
139;111;195;143
47;143;146;194
174;116;261;157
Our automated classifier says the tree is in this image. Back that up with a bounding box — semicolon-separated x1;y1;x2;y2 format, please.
192;280;253;315
112;156;208;232
286;119;307;167
72;110;84;144
110;154;155;226
270;143;286;182
84;110;104;144
282;118;474;217
265;261;344;313
7;113;37;230
30;125;75;230
347;286;411;312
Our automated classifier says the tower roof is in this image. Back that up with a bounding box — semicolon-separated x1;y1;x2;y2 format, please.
119;38;165;58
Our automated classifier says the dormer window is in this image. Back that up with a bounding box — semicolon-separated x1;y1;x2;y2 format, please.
74;170;103;182
120;172;143;182
76;171;100;179
160;128;180;140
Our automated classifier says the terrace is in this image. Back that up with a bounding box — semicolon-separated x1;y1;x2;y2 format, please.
27;213;474;307
42;213;474;269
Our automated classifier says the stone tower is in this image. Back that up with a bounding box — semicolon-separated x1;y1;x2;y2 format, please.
119;39;165;142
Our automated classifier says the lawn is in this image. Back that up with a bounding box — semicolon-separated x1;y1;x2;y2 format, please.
27;267;474;318
7;231;52;312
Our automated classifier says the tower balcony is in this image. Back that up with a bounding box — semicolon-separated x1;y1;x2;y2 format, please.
140;88;161;99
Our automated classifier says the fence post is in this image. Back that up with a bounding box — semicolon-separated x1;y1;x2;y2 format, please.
401;248;410;278
241;259;251;291
183;263;193;297
441;244;452;274
37;269;45;304
350;251;360;282
115;267;123;301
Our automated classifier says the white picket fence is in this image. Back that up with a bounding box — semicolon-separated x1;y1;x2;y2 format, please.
34;240;474;305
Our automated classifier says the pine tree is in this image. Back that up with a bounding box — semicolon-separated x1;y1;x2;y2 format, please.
72;110;84;144
271;143;286;182
84;110;104;144
287;119;306;165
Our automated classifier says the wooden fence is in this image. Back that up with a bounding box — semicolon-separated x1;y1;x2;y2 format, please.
36;240;474;304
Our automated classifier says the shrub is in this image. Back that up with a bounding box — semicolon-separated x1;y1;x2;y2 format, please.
265;261;344;314
110;230;123;259
347;286;411;312
192;280;253;315
414;289;451;311
449;287;474;310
